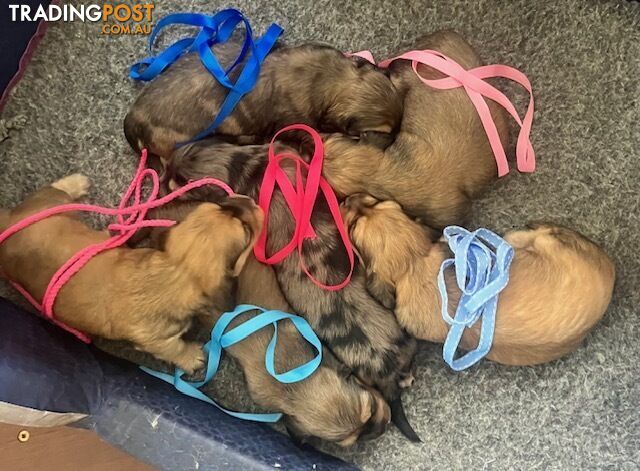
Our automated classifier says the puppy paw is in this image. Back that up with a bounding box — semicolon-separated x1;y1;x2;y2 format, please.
174;342;206;375
52;174;90;199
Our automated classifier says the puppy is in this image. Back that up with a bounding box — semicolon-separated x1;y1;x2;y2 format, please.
204;256;390;446
164;140;418;411
323;30;510;229
0;175;263;373
124;42;402;159
342;194;616;366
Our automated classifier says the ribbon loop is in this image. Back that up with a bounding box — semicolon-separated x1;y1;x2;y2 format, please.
253;124;355;291
437;226;514;371
142;304;323;422
129;9;283;142
349;48;536;176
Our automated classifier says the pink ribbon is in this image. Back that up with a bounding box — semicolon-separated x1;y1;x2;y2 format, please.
254;124;354;291
350;49;535;176
0;150;233;342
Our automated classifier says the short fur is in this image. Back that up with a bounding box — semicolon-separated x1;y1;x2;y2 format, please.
0;175;263;373
322;30;510;229
343;194;616;365
216;257;392;446
164;140;417;402
124;42;402;158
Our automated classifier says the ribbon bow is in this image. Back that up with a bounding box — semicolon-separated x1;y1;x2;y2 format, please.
351;49;535;176
130;9;283;142
0;149;233;342
142;304;323;422
437;226;514;371
253;124;355;291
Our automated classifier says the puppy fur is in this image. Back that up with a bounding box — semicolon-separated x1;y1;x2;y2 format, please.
217;257;392;446
164;139;417;402
343;194;616;366
124;42;402;158
322;30;510;229
0;175;263;373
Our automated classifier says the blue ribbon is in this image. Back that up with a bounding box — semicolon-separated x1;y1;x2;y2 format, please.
438;226;514;371
141;304;323;423
129;9;283;143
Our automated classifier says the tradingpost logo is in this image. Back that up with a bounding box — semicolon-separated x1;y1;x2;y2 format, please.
7;2;155;35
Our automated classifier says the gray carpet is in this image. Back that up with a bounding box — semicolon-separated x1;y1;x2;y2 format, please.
1;0;639;469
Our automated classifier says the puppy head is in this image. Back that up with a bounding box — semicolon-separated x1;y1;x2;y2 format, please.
342;194;432;282
282;362;391;447
323;52;403;138
164;197;264;310
503;223;615;326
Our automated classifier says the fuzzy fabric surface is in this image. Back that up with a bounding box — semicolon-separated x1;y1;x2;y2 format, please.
1;0;639;469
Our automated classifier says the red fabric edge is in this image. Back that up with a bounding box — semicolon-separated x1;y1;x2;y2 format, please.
0;0;59;114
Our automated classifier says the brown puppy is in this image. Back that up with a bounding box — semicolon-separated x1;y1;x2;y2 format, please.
323;30;510;229
343;194;616;366
0;174;263;373
124;42;402;159
209;257;392;446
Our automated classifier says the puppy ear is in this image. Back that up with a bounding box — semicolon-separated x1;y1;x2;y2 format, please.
366;271;396;310
217;196;262;277
232;244;254;277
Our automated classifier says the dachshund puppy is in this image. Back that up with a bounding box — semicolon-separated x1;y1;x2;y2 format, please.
210;256;391;446
342;194;616;366
124;42;402;159
323;30;510;229
0;175;263;373
164;140;418;420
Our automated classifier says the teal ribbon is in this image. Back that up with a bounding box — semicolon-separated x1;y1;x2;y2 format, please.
130;9;283;142
438;226;514;371
142;304;323;422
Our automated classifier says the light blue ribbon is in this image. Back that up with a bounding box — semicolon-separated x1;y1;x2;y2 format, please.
438;226;514;371
129;9;283;143
141;304;323;423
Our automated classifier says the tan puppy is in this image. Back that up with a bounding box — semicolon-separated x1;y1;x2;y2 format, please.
342;194;616;366
0;175;263;373
323;30;509;229
220;257;391;446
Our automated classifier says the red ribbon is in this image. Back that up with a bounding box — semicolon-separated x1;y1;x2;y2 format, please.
253;124;354;291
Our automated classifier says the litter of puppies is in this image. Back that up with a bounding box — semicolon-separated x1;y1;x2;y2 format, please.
0;8;615;449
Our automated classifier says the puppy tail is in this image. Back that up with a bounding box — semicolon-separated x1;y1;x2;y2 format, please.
390;395;422;443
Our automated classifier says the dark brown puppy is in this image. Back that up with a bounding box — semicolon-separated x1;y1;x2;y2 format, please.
0;175;263;373
322;30;510;229
124;42;402;159
163;140;418;428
